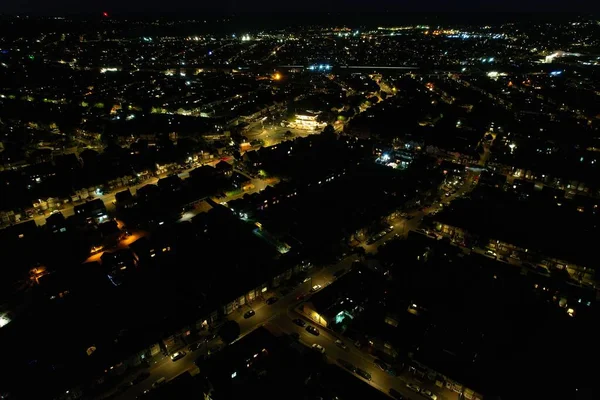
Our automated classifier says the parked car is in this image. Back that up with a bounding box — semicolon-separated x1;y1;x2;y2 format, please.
485;250;497;258
293;318;306;327
132;371;150;385
534;265;551;276
208;345;222;356
117;381;133;393
337;358;356;373
306;326;320;336
310;284;322;293
152;377;166;388
311;344;325;354
421;389;438;400
243;309;256;319
374;358;388;371
522;262;535;269
335;339;348;350
170;351;186;362
333;269;346;279
406;382;421;393
356;368;372;381
266;296;278;305
389;388;405;399
188;342;203;352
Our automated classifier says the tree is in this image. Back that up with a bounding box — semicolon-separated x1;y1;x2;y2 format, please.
218;320;241;344
355;247;366;258
317;111;334;124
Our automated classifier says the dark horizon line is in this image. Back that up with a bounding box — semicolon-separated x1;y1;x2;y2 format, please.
0;10;597;18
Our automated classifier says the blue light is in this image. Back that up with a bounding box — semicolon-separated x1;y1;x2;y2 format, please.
107;274;118;287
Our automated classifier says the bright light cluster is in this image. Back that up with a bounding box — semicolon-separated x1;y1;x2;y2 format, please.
0;313;10;328
308;64;332;71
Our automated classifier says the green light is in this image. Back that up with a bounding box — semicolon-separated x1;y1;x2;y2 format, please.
28;55;35;60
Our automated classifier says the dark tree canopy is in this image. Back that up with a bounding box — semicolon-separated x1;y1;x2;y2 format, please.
219;320;241;344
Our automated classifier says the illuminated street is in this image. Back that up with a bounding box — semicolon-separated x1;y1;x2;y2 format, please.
108;251;458;400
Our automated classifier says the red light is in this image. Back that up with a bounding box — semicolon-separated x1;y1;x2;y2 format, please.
103;12;109;17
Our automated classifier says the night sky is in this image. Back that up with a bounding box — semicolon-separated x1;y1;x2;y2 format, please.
1;0;598;14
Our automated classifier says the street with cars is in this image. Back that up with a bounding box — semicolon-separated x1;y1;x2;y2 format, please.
103;168;489;400
107;240;461;400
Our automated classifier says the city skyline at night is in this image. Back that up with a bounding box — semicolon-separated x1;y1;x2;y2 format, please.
0;9;598;400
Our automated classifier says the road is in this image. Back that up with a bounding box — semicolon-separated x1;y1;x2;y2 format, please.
19;165;202;228
178;175;278;222
84;173;277;261
18;158;274;229
243;124;318;148
108;258;353;400
360;170;478;254
108;250;460;400
103;171;483;400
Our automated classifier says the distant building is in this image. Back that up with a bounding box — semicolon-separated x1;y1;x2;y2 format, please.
115;189;137;209
301;265;376;329
136;184;161;202
74;198;107;223
294;111;326;130
0;220;37;241
129;236;157;264
46;211;67;233
158;175;183;193
190;165;219;179
214;160;233;177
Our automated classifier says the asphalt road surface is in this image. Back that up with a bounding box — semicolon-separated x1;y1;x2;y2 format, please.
19;160;219;228
107;253;458;400
101;172;485;400
244;124;317;148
